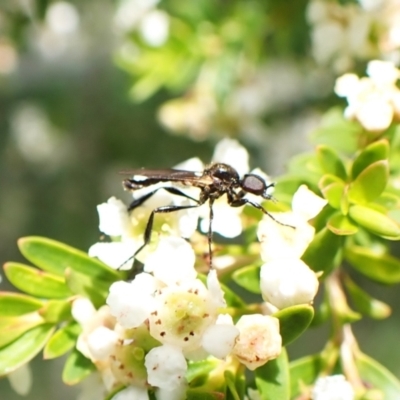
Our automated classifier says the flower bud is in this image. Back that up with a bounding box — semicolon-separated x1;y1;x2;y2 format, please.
260;258;319;309
232;314;281;370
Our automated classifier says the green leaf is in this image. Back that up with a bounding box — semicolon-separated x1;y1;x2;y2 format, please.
302;227;343;275
356;352;400;400
18;236;119;281
290;354;322;397
224;370;241;400
0;323;55;376
320;180;345;210
0;314;44;347
348;160;389;204
64;268;109;308
327;213;358;235
39;300;72;323
232;265;261;294
349;205;400;238
287;153;322;187
44;322;81;359
62;348;95;385
316;145;347;181
3;263;72;299
351;139;389;180
345;246;400;284
0;292;43;316
186;389;225;400
255;349;290;400
187;358;221;385
274;305;314;346
343;275;391;319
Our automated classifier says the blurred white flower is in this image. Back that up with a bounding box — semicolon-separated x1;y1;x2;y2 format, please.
232;314;281;370
7;363;32;396
312;374;354;400
260;258;319;309
139;10;169;47
335;60;400;131
46;2;80;35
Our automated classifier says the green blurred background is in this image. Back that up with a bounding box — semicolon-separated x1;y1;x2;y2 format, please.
1;0;400;398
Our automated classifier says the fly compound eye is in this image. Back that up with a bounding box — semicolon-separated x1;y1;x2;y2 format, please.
242;174;266;195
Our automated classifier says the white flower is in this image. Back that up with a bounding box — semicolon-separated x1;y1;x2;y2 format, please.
232;314;281;370
258;185;326;262
335;61;400;132
96;197;131;237
7;363;32;396
106;275;157;329
260;258;319;309
86;326;119;360
148;278;220;352
139;10;169;47
144;344;187;390
311;375;355;400
144;237;197;285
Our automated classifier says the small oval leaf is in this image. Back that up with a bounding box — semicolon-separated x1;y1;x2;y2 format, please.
351;139;389;179
18;236;119;281
316;145;347;180
343;274;391;319
348;160;389;204
345;246;400;284
302;227;343;275
320;181;345;210
349;205;400;238
356;351;400;400
0;314;44;348
232;265;261;294
0;292;43;317
274;305;314;346
255;349;290;400
327;213;358;235
44;322;81;359
0;324;55;376
3;263;72;299
62;348;95;385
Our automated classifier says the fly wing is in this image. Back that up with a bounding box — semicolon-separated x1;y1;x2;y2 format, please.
120;168;213;186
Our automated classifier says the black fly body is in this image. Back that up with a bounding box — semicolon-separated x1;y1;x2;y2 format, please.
121;162;286;268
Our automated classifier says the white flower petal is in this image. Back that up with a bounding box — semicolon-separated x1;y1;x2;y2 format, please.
89;241;137;270
145;345;187;390
107;279;156;328
334;73;360;98
258;212;315;262
87;326;119;360
291;185;327;220
97;197;131;236
356;97;393;132
144;237;197;285
367;60;400;86
139;10;169;47
207;269;226;308
202;321;239;359
71;298;96;325
212;138;249;176
111;386;149;400
260;258;319;309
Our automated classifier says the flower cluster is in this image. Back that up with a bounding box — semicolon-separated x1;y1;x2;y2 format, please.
82;139;324;398
307;0;400;72
335;60;400;132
